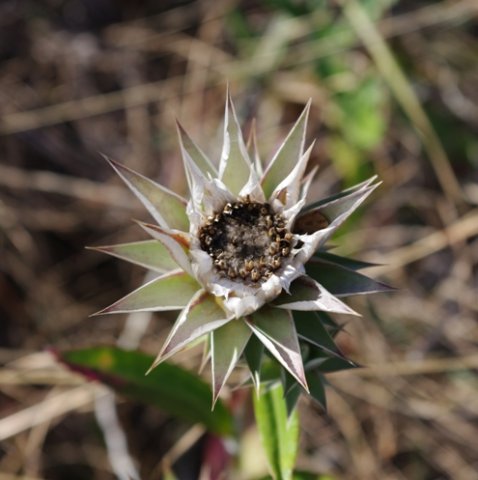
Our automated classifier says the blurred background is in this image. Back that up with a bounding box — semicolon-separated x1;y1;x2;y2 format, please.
1;0;478;479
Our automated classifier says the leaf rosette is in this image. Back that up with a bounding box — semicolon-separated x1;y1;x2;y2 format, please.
90;94;390;407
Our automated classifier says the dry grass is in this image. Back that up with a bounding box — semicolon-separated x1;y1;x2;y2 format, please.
1;1;477;479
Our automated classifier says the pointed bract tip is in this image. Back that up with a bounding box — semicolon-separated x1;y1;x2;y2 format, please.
211;392;220;411
85;245;112;253
175;118;188;137
145;363;156;376
133;218;155;230
99;152;110;162
146;354;167;374
100;153;121;170
89;307;109;317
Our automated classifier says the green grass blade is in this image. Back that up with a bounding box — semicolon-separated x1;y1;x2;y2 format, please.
253;383;299;480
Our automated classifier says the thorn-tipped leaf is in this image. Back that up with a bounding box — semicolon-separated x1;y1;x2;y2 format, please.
88;240;178;273
150;291;232;370
211;319;252;405
105;156;189;231
262;100;311;198
93;271;200;315
274;276;358;315
248;307;308;391
219;95;253;195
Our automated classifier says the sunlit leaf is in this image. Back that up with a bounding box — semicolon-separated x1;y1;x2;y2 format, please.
105;157;189;231
88;240;178;273
302;176;377;212
176;121;217;178
262;101;311;198
152;290;232;368
93;270;200;315
137;222;193;276
219;94;252;195
300;183;379;240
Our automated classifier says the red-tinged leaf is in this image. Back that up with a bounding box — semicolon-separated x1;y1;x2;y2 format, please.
57;346;233;435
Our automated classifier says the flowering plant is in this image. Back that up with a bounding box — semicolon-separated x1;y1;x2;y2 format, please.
92;94;388;409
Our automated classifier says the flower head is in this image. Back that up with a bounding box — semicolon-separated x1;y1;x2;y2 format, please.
92;94;390;406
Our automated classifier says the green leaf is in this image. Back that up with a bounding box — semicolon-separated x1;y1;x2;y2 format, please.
244;334;265;390
313;251;378;271
302;176;377;212
58;346;233;436
315;311;339;332
88;240;178;273
248;307;308;391
137;222;193;276
253;383;299;480
306;347;358;373
262;101;311;198
274;276;357;316
304;182;379;227
219;94;252;195
305;371;327;411
293;472;336;480
93;271;200;315
105;157;189;232
151;290;232;368
293;311;341;357
306;259;393;297
257;355;283;384
211;319;251;405
281;370;302;417
176;121;217;179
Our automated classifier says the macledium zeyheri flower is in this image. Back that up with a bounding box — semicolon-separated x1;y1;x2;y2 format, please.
92;95;390;406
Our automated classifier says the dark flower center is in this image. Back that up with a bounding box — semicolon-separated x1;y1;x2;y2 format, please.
199;199;293;284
